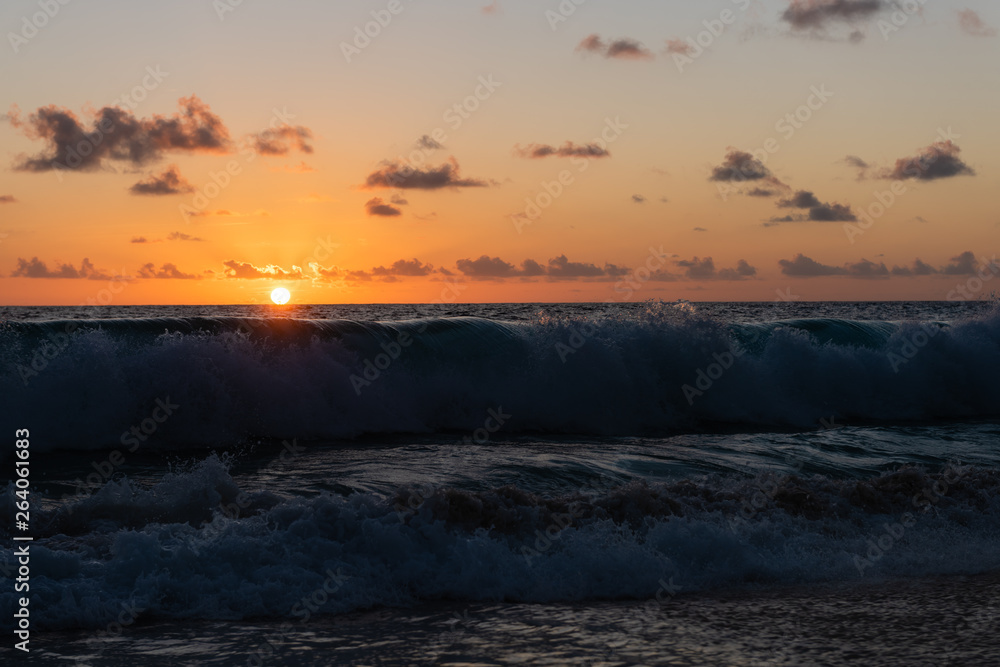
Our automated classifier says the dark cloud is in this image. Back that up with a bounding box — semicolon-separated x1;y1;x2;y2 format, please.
958;9;997;37
891;258;937;276
782;0;885;30
778;190;823;209
130;237;149;244
576;34;654;60
779;253;888;278
416;135;444;150
363;158;490;190
251;125;313;156
129;165;195;196
8;96;231;172
887;141;975;180
779;254;847;276
0;195;16;203
546;254;606;278
709;149;778;183
746;187;778;197
632;194;647;204
222;260;308;280
514;142;610;159
371;259;434;277
676;257;757;281
365;197;402;217
456;255;520;278
138;263;201;279
942;251;978;275
11;257;113;280
774;190;856;222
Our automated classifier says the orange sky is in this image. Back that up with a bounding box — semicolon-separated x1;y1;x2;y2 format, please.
1;0;998;305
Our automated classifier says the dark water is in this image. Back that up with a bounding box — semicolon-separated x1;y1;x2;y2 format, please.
1;301;998;665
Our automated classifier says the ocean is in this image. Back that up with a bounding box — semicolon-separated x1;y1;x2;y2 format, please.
1;300;999;666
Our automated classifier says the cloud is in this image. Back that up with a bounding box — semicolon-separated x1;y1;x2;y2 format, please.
693;227;708;232
781;0;885;31
0;195;16;203
778;254;847;276
676;256;757;281
514;142;610;159
167;231;203;242
779;253;888;278
456;255;529;278
482;1;499;14
416;134;444;150
138;263;201;279
958;9;996;37
185;208;269;219
665;39;695;55
576;34;654;60
775;190;857;221
746;187;778;197
365;197;402;217
942;251;978;275
887;141;975;180
372;258;434;277
454;255;620;280
709;149;777;183
632;194;647;204
546;254;607;278
130;237;149;244
129;165;195;196
390;194;409;205
891;258;937;276
222;260;308;280
11;257;113;280
363;158;490;190
7;95;231;172
842;154;870;179
251;125;313;155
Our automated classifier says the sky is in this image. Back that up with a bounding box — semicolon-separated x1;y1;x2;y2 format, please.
1;0;998;305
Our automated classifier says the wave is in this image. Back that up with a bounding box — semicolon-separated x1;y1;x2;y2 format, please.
1;304;999;451
2;455;999;631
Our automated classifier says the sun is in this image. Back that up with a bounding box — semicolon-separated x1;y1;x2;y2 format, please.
270;287;291;305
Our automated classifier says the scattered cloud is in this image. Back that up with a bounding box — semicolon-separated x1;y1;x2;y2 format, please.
417;134;445;150
576;34;654;60
886;141;975;180
891;258;937;276
746;187;778;197
632;194;647;204
363;158;491;190
0;195;16;204
664;39;695;55
130;237;149;244
372;259;435;277
676;256;757;280
221;260;308;280
693;227;708;232
958;9;996;37
185;208;269;219
365;197;402;217
781;0;885;40
167;231;203;242
709;149;785;188
11;257;114;280
251;125;313;156
7;95;230;172
138;263;201;279
514;142;610;159
129;165;195;196
773;189;857;222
